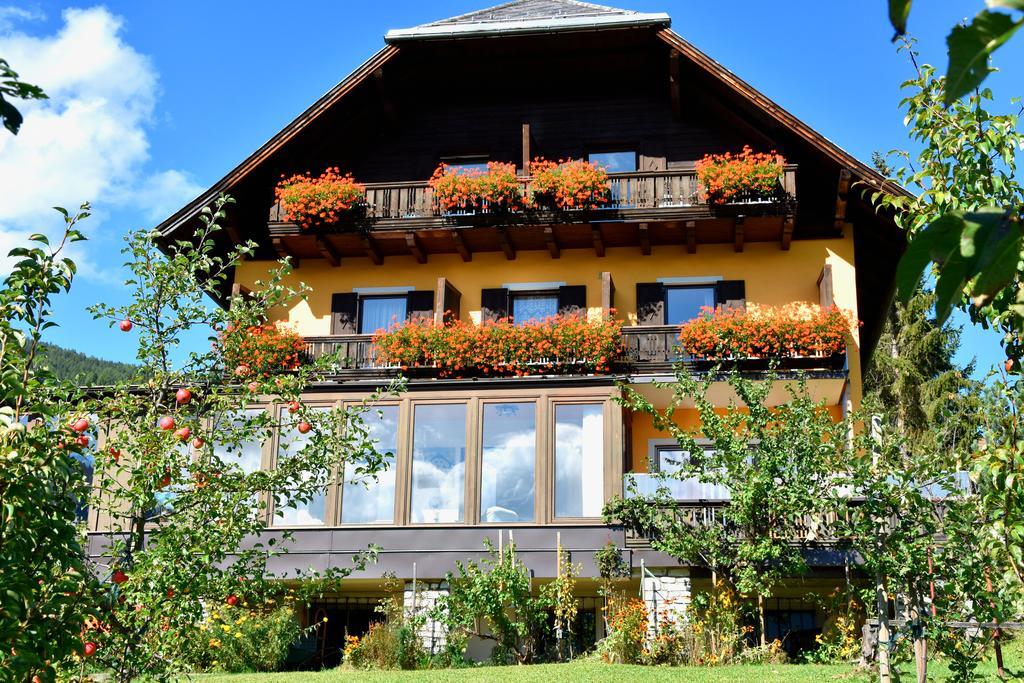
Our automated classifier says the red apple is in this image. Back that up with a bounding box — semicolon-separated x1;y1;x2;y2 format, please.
72;417;90;433
234;364;251;377
109;447;121;462
1006;359;1015;373
166;589;175;599
112;570;128;585
288;401;301;414
297;421;312;434
192;437;205;449
159;416;175;431
226;594;239;606
159;472;172;488
75;434;90;447
173;426;191;441
83;641;97;657
175;388;192;404
119;319;133;332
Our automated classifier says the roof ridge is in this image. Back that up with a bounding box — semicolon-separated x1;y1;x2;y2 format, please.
423;0;637;27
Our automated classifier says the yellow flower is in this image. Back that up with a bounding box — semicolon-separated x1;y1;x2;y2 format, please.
322;617;328;623
234;632;243;639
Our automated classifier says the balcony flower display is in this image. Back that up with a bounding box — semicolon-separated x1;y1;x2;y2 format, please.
529;158;609;209
428;162;523;213
275;167;366;229
371;314;623;377
219;322;305;377
695;146;785;205
677;304;854;360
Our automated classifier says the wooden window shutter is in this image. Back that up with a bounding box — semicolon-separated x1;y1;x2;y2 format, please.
480;288;509;322
406;291;435;322
557;285;586;317
330;293;359;335
715;280;746;312
636;283;666;325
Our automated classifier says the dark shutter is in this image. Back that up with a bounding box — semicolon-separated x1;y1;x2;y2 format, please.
480;287;509;322
636;282;666;325
557;285;587;317
330;293;359;335
406;290;435;322
441;281;462;322
715;280;746;313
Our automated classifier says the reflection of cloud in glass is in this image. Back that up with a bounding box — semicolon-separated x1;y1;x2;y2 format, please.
554;404;603;517
214;409;265;473
276;501;326;526
411;404;466;523
480;403;535;522
272;407;329;527
342;405;398;524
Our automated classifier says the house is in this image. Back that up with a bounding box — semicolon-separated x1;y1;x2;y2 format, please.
128;0;903;660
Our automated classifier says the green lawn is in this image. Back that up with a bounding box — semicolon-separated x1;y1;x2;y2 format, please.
189;653;1024;683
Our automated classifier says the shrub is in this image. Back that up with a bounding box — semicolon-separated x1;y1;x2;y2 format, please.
695;146;785;204
732;640;789;665
530;158;609;209
598;595;648;664
347;621;398;669
187;604;301;673
220;322;305;377
428;162;523;213
688;582;749;665
275;167;366;229
344;575;428;670
677;303;854;360
371;314;623;377
802;588;863;664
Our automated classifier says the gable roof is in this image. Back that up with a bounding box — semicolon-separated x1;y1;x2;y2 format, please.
384;0;670;42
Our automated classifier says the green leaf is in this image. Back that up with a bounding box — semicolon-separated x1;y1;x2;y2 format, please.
895;213;964;303
945;10;1024;105
889;0;913;38
988;0;1024;10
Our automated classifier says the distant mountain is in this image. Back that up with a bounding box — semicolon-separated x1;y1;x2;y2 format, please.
38;343;139;386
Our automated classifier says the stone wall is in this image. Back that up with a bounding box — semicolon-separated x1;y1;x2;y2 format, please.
641;567;691;634
403;580;448;654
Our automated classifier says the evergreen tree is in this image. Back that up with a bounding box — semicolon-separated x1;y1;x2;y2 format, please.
37;342;140;386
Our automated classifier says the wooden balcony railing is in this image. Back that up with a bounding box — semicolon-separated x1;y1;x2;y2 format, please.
270;166;798;225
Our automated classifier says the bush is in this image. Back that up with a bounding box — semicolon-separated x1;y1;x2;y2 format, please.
598;595;648;664
187;604;301;673
344;576;428;670
732;640;789;665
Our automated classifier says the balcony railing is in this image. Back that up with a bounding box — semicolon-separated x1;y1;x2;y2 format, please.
302;326;846;379
270;166;798;226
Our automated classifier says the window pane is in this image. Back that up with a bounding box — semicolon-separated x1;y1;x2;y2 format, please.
554;403;604;517
342;405;398;524
360;296;407;334
512;293;558;325
445;162;489;174
214;409;265;474
665;286;715;324
480;403;535;523
655;448;731;500
588;151;636;173
273;407;328;526
410;404;466;523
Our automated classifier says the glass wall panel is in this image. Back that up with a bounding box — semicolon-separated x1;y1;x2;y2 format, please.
480;403;535;523
273;406;328;526
554;403;604;517
342;405;398;524
410;403;466;523
213;409;265;474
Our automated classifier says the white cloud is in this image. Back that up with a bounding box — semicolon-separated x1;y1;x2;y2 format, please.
0;5;44;32
0;7;201;274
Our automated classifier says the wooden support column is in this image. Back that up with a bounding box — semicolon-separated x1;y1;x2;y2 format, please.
600;272;615;316
315;234;340;267
592;224;606;257
734;215;745;252
669;50;681;119
450;229;471;262
522;123;531;175
781;215;795;251
271;237;299;268
361;233;383;265
638;222;651;255
834;168;851;232
497;228;515;260
229;283;252;309
544;226;560;259
686;221;697;254
405;232;426;263
434;277;462;325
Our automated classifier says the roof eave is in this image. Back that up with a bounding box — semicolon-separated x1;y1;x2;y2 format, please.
384;12;670;43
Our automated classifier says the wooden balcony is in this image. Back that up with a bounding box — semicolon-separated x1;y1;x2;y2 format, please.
267;167;798;265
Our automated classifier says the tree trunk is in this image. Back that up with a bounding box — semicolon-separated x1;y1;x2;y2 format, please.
757;593;767;647
876;572;891;683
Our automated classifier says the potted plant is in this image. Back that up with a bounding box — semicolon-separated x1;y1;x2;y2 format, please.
219;322;305;377
275;167;366;229
695;146;785;205
529;158;609;210
429;162;523;214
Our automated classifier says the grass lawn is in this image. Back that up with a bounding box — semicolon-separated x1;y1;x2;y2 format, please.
190;650;1024;683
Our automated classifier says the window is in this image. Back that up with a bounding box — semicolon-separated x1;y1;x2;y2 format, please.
359;296;408;334
272;406;329;526
651;445;731;501
480;403;536;523
665;285;716;324
410;403;467;523
554;403;604;517
588;151;637;173
511;291;559;325
442;156;489;174
213;409;265;474
341;405;398;524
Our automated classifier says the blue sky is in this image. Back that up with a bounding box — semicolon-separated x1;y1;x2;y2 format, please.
1;0;1021;377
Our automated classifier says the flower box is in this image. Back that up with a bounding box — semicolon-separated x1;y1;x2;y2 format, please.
529;158;609;210
220;323;305;377
429;162;523;214
275;167;366;230
695;146;786;205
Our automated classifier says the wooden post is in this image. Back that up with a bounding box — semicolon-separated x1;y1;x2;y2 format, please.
522;123;531;175
986;570;1006;680
876;573;892;683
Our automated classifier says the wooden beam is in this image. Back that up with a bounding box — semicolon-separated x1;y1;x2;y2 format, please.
685;220;697;254
734;215;745;252
450;229;471;262
638;222;651;255
669;50;681;119
543;225;560;259
314;234;340;267
522;123;531;175
361;233;383;265
271;237;299;268
834;168;851;232
497;228;515;260
592;224;606;257
781;215;795;251
600;271;615;316
405;232;426;264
